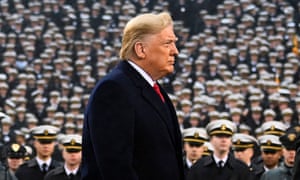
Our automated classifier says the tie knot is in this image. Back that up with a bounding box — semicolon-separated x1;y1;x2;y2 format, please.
69;173;75;179
153;83;159;91
218;160;224;168
42;163;48;173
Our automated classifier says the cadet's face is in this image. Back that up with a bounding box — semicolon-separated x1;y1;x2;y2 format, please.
63;149;82;167
184;142;204;162
210;135;232;154
189;119;199;127
7;157;24;171
283;148;295;167
261;150;282;168
233;148;254;165
142;25;178;80
34;140;55;159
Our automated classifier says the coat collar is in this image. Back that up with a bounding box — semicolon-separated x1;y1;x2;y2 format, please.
116;61;177;144
203;154;235;169
27;158;39;167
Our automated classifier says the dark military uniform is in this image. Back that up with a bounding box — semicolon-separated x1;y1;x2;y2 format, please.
182;127;209;179
15;158;62;180
15;125;62;180
44;166;81;180
183;157;194;178
231;133;262;180
250;162;266;180
187;120;250;180
45;134;82;180
187;154;251;180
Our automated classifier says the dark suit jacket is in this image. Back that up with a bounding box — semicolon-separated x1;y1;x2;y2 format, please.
81;60;184;180
187;154;251;180
44;166;81;180
15;158;62;180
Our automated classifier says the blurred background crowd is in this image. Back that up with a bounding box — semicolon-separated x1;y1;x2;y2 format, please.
0;0;300;178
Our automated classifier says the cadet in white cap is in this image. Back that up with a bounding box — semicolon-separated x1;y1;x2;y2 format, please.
257;134;283;177
188;112;201;128
232;133;261;179
244;106;263;133
44;134;82;180
1;114;15;145
261;127;298;180
239;123;252;135
187;120;250;180
232;133;258;163
15;125;62;180
182;127;208;177
177;111;185;131
263;109;276;122
281;108;296;128
261;121;287;136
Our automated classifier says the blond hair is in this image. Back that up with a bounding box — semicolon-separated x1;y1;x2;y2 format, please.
120;12;173;59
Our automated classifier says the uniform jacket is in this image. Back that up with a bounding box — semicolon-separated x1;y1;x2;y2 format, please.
249;162;264;180
187;154;251;180
81;60;184;180
15;158;62;180
44;166;81;180
183;156;193;179
261;164;293;180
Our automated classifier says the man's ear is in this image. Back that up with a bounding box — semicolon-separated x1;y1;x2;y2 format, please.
134;42;146;59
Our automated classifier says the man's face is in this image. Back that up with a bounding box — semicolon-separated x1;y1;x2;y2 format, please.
282;115;292;123
189;119;199;127
184;142;204;162
63;149;82;167
7;157;24;171
142;25;178;80
210;135;232;154
261;150;282;168
34;140;55;159
233;148;254;165
282;148;296;167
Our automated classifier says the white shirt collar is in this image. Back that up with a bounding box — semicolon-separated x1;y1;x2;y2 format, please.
213;154;228;166
186;158;193;168
36;157;51;170
127;60;155;87
264;165;277;172
64;164;79;176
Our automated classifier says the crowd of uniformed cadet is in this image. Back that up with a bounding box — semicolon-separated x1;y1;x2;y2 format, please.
0;0;300;179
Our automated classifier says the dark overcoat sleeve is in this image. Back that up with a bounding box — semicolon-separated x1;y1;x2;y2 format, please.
82;79;137;179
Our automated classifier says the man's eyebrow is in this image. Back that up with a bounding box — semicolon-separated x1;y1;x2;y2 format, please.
164;37;178;42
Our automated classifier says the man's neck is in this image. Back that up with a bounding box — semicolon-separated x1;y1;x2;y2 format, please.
37;155;51;162
264;164;277;171
66;163;80;171
214;151;228;160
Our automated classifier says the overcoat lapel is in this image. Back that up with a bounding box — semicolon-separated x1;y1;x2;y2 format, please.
117;61;176;145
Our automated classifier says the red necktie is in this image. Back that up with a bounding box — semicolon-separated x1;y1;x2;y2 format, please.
153;83;165;102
